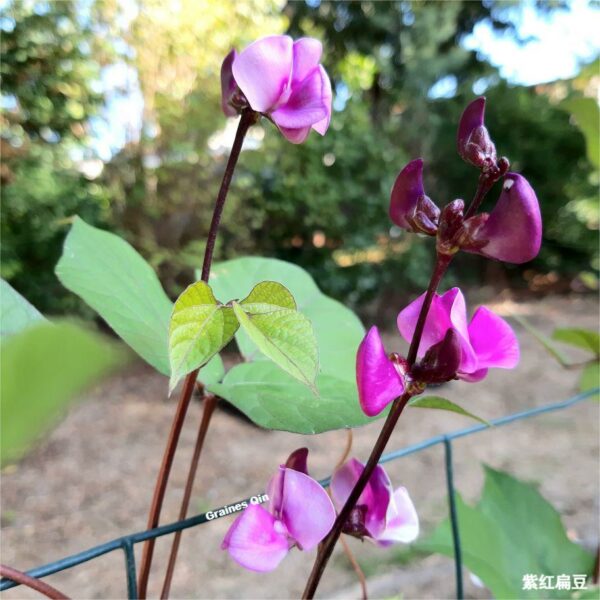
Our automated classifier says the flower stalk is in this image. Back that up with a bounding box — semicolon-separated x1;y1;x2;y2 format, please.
137;108;257;598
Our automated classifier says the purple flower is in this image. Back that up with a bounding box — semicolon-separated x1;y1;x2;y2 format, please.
331;458;419;546
222;448;335;572
457;97;497;170
397;287;520;382
462;173;542;264
389;159;440;235
356;326;406;417
221;35;332;144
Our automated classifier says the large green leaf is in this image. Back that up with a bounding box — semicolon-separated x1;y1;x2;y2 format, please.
169;281;238;392
207;361;382;434
0;279;46;337
1;322;125;465
232;281;318;390
55;218;224;384
552;328;600;357
208;257;364;381
409;396;490;426
420;466;594;599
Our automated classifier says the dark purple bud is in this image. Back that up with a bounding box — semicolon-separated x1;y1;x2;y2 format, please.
436;199;465;254
389;159;439;235
462;173;542;264
457;97;497;171
221;49;242;117
342;504;370;538
284;447;309;475
411;328;462;384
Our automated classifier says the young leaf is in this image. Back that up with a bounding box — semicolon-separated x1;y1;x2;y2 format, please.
1;322;125;465
209;257;364;381
552;327;600;356
409;396;491;426
512;314;570;367
232;281;318;390
207;361;384;434
169;281;238;392
1;279;46;337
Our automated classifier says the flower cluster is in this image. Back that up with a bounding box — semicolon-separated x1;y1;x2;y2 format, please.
221;35;332;144
358;97;542;416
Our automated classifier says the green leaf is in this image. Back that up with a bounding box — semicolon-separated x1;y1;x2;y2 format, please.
208;257;364;381
580;362;599;401
409;396;491;426
233;282;318;390
513;314;570;367
207;361;382;434
561;97;600;169
169;281;238;392
1;322;125;465
420;466;594;599
55;218;224;384
0;279;46;337
552;328;600;356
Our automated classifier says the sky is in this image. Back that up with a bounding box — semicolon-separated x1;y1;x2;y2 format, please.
91;0;600;161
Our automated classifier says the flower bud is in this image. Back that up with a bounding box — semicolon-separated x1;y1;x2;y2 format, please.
389;159;440;235
436;199;465;255
457;97;497;172
411;328;462;384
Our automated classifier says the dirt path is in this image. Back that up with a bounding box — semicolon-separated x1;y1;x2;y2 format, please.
1;294;598;599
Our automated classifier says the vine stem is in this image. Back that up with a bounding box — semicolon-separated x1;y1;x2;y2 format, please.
302;254;451;599
137;109;257;598
0;565;70;600
160;393;218;599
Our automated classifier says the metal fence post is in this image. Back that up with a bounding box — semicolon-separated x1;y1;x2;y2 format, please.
121;539;137;600
444;436;463;600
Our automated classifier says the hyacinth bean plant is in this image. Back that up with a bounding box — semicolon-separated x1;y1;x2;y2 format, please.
12;34;543;598
156;34;540;598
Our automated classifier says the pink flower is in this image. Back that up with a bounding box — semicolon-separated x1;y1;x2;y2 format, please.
221;35;332;144
397;287;520;382
356;326;406;417
221;448;335;572
462;173;542;264
331;458;419;546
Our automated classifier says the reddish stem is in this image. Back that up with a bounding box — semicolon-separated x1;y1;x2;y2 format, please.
302;254;451;599
137;109;256;598
160;393;218;599
0;565;70;600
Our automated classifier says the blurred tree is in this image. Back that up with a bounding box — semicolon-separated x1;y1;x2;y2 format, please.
1;0;111;313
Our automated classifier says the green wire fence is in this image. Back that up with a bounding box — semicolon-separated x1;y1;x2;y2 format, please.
1;388;598;599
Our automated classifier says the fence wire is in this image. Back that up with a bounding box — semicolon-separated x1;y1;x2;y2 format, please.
1;388;598;599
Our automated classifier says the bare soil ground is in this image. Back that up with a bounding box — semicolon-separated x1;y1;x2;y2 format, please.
1;294;598;600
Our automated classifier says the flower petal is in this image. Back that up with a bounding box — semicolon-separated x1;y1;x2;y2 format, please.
389;159;424;229
271;66;328;129
232;35;293;113
312;65;332;135
467;306;520;371
457;97;485;155
220;49;239;117
397;288;478;373
222;504;289;572
472;173;542;264
356;326;405;417
280;468;336;551
292;38;322;85
377;487;419;546
278;125;311;144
